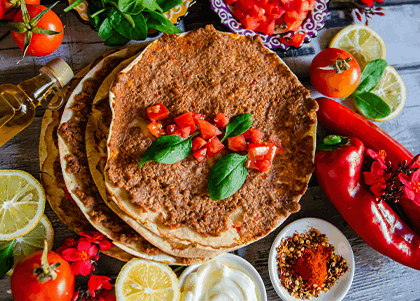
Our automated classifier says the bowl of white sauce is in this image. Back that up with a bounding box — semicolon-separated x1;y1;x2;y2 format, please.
179;253;267;301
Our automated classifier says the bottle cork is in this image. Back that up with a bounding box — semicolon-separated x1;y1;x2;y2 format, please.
40;58;74;88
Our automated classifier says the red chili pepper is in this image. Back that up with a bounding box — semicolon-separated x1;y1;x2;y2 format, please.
315;136;420;270
316;97;420;234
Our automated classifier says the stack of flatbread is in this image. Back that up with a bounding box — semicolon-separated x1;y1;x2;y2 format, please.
40;25;318;265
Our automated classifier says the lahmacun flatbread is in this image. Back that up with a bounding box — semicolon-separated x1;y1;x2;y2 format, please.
57;45;210;265
105;25;318;252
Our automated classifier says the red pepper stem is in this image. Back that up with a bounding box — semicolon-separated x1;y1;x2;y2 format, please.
317;135;349;151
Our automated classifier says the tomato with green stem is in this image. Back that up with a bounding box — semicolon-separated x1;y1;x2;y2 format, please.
1;0;40;19
310;48;361;98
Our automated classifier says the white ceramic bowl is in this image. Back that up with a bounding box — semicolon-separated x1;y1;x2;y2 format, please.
179;253;267;301
268;217;355;301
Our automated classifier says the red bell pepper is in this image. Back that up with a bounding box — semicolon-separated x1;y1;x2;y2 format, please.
316;97;420;235
315;135;420;270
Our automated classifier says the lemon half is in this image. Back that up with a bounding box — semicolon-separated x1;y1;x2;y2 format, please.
355;66;406;122
0;170;46;240
329;24;386;69
116;258;181;301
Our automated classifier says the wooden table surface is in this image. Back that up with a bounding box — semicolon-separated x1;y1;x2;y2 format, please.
1;1;420;300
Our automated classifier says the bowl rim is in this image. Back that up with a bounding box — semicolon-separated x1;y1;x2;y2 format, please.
179;252;268;301
268;217;355;301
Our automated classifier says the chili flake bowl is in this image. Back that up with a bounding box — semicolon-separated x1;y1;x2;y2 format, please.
209;0;330;50
268;217;355;301
179;253;267;301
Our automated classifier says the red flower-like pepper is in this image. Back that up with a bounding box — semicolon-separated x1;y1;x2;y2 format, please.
315;136;420;270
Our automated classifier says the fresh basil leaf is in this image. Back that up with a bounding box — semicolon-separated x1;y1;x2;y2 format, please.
107;7;145;41
353;92;391;119
156;0;182;13
0;240;15;277
208;153;248;201
98;17;114;40
139;135;192;168
104;30;130;46
354;59;388;95
220;113;252;142
130;13;148;40
145;10;182;34
118;0;145;15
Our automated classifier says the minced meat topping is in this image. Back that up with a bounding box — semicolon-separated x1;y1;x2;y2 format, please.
107;25;318;239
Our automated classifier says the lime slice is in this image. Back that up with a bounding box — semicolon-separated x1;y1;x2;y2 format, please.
329;24;386;70
0;214;54;275
0;170;46;240
116;258;181;301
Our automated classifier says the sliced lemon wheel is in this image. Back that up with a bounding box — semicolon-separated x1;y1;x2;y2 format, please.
0;214;54;275
116;258;181;301
0;170;46;240
355;66;406;122
329;24;386;69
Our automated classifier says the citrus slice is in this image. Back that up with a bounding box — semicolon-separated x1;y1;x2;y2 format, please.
0;170;46;240
329;24;386;69
0;214;54;275
116;258;181;301
355;66;406;122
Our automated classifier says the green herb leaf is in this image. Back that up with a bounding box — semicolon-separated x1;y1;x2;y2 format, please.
353;92;391;119
208;153;248;201
220;113;252;142
0;240;15;277
118;0;145;15
139;135;193;168
354;59;388;95
64;0;85;12
98;17;114;40
156;0;183;13
144;10;182;34
104;30;130;46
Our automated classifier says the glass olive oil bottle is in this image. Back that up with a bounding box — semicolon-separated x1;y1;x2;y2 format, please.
0;58;73;147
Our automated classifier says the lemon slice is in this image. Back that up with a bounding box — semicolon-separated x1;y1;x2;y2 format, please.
0;214;54;275
0;170;46;240
329;24;386;69
116;258;181;301
355;66;406;122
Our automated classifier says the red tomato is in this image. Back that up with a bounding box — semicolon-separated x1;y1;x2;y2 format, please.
206;137;225;158
244;128;264;143
192;112;206;124
214;113;229;128
166;124;179;135
147;103;169;121
310;48;361;98
197;119;222;140
11;250;75;301
148;121;165;137
192;137;207;152
0;5;4;19
193;148;207;162
1;0;40;19
228;135;248;152
12;4;63;57
174;112;196;135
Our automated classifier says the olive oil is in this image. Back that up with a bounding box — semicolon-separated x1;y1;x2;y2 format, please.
0;58;73;147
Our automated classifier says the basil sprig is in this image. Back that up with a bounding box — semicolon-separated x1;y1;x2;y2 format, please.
351;59;391;119
221;113;252;142
0;240;15;277
139;134;194;168
66;0;182;46
208;153;248;201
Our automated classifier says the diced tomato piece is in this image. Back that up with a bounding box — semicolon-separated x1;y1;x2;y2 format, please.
214;113;230;128
197;119;222;140
257;159;272;172
192;112;206;124
256;19;275;35
166;124;179;135
265;143;278;161
280;32;307;48
224;0;239;4
269;134;284;154
249;143;270;160
246;157;258;169
174;112;196;134
228;135;248;152
147;121;165;137
193;148;207;162
192;137;207;152
179;127;191;138
206;137;225;158
266;2;285;19
242;15;260;31
243;128;264;142
146;103;169;121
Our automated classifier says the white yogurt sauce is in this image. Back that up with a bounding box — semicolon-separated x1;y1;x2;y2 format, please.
181;260;259;301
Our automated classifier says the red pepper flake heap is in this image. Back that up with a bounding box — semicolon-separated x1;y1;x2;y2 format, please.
276;228;348;299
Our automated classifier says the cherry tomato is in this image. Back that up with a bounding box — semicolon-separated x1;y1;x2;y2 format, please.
310;48;361;99
11;250;75;301
12;4;63;57
1;0;40;19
